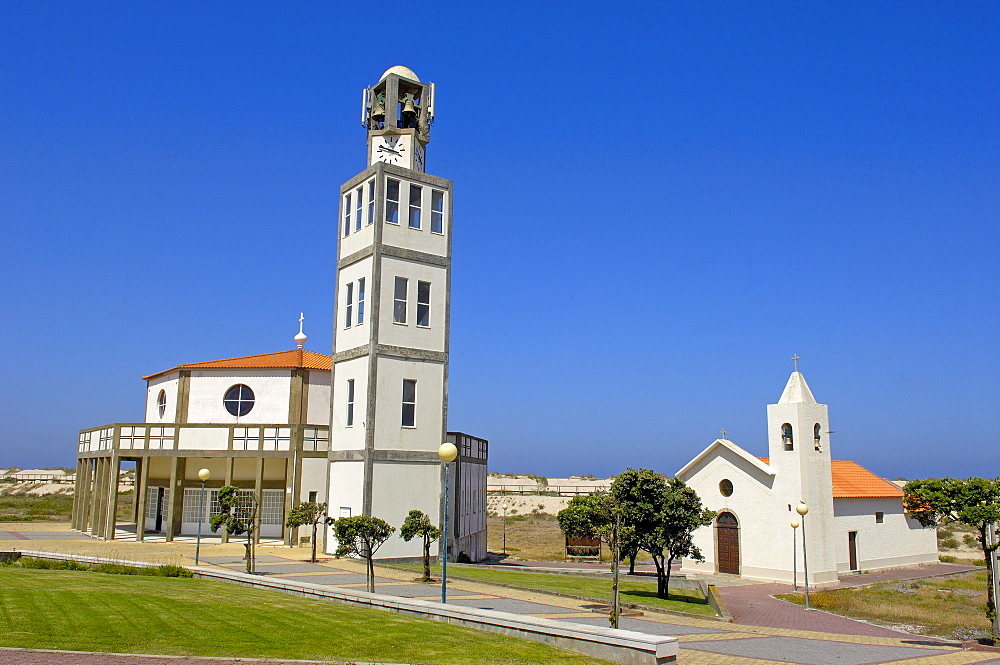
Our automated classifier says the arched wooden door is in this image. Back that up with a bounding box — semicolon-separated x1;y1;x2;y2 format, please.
716;512;740;575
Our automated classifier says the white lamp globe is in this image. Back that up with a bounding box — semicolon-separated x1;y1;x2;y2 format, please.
438;442;458;462
790;519;800;529
795;502;809;516
198;468;211;482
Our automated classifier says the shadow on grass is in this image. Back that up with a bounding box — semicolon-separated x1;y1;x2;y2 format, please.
620;588;710;605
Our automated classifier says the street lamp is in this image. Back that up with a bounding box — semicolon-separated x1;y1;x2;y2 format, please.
438;441;458;604
796;502;810;609
501;502;509;555
195;468;211;566
790;519;800;591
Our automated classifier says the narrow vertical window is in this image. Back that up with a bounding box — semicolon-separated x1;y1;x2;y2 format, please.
782;423;794;451
355;186;364;231
346;379;355;427
357;278;365;325
401;379;416;427
416;281;431;327
393;277;407;324
157;390;167;418
343;192;352;237
408;184;422;229
366;179;375;226
431;190;444;234
385;178;400;224
813;423;822;451
345;282;353;328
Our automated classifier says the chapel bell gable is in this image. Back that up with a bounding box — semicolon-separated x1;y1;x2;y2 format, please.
766;369;831;468
362;66;434;141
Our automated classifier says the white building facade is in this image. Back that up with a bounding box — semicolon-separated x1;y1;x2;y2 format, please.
676;370;938;585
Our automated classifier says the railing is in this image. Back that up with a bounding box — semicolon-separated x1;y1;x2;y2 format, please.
487;484;610;497
77;423;331;455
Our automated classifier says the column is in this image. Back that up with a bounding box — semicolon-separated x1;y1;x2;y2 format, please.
103;456;121;540
254;458;264;544
92;458;108;539
71;458;84;530
165;457;185;542
136;456;150;542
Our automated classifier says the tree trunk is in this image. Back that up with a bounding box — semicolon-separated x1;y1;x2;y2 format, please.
664;555;674;600
244;534;253;574
609;516;621;629
367;553;375;593
310;520;318;563
422;534;431;582
628;552;636;575
981;525;997;631
652;553;667;598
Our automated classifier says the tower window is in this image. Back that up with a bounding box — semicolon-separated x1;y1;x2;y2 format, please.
408;184;422;229
814;423;822;451
782;423;794;451
344;282;353;328
416;281;431;327
157;390;166;418
357;278;365;325
346;379;355;427
223;384;255;417
385;179;400;224
355;186;364;231
308;491;318;503
367;179;375;226
343;192;352;237
401;379;416;427
393;277;408;324
431;190;444;234
875;512;884;523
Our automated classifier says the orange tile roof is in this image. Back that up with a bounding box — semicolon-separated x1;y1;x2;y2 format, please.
144;349;331;380
756;457;903;498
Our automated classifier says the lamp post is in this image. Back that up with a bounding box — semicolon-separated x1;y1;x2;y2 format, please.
501;502;508;555
790;519;800;591
438;441;458;604
195;468;211;566
796;502;810;609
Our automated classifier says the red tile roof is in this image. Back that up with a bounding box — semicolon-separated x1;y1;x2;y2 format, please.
143;349;332;380
756;457;903;498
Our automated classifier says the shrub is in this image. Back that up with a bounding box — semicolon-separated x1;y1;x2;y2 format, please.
940;538;959;549
963;534;977;548
940;555;957;563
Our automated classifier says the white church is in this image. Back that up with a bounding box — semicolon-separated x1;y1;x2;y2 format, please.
676;368;938;585
71;66;489;563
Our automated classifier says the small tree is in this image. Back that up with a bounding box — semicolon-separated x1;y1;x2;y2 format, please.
905;477;1000;637
286;501;332;563
400;509;441;582
644;478;715;598
558;493;631;628
210;485;261;574
333;515;395;592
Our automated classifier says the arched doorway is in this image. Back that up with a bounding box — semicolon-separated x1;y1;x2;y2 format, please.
716;512;740;575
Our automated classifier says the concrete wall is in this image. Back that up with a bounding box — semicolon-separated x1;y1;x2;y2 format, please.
145;374;179;422
305;370;331;425
186;369;291;424
833;497;938;572
373;357;444;451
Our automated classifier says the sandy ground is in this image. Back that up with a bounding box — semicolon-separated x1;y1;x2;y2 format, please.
486;476;612;516
0;482;75;496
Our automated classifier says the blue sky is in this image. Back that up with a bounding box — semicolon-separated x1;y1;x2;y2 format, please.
2;2;997;480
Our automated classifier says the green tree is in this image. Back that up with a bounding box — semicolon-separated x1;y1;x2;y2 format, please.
904;477;1000;636
557;493;631;628
285;501;331;563
209;486;260;574
399;509;441;582
611;469;715;599
332;515;395;592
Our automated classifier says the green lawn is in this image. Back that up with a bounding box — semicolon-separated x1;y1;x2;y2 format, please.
394;564;717;616
0;567;609;665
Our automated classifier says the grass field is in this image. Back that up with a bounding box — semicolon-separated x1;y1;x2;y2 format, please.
0;567;609;664
0;490;133;522
397;563;717;616
777;570;991;638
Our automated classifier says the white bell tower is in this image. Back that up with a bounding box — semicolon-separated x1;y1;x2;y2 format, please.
766;358;837;584
327;66;453;559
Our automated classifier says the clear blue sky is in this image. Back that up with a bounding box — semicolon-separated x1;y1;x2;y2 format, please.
2;2;997;480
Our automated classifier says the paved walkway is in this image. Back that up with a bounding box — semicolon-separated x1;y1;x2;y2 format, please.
3;524;998;665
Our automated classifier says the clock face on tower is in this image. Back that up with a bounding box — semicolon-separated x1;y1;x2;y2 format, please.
372;135;409;166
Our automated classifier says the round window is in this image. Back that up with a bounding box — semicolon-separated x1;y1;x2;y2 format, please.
224;384;255;416
719;479;734;497
157;390;167;418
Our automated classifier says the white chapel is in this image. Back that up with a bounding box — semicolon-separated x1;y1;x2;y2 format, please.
676;368;938;585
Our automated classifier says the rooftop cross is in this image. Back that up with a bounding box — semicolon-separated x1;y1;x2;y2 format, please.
720;428;727;439
294;312;308;349
791;354;801;372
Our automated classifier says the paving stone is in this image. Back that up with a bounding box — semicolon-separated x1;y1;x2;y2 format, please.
0;532;89;541
555;614;722;635
684;636;942;665
445;597;570;614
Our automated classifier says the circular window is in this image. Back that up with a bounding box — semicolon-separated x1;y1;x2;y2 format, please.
719;479;734;497
157;390;167;418
224;384;255;416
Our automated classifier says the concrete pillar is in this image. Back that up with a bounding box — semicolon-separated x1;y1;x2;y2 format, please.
92;458;108;539
166;457;185;542
254;457;264;544
136;456;150;542
71;458;84;530
82;458;95;533
103;456;121;540
220;457;233;544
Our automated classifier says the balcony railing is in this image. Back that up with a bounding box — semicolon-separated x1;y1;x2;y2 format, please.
78;423;330;455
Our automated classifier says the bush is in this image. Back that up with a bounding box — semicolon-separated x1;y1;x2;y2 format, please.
17;557;88;571
9;557;191;577
940;555;957;563
938;528;955;540
963;534;977;548
940;538;959;549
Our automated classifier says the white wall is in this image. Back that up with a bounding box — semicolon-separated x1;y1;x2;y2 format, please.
330;356;368;450
833;497;938;572
335;256;374;353
325;461;365;554
370;460;441;559
380;177;449;258
377;257;448;352
305;370;331;425
186;369;291;424
373;357;444;452
145;374;179;422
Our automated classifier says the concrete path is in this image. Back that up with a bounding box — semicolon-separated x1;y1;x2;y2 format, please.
3;524;997;665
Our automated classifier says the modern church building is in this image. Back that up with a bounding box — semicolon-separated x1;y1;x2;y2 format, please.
72;66;489;563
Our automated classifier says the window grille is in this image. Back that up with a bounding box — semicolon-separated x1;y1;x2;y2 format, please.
146;488;159;519
261;490;284;526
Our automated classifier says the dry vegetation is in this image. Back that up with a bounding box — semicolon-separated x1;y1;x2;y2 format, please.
0;487;133;522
